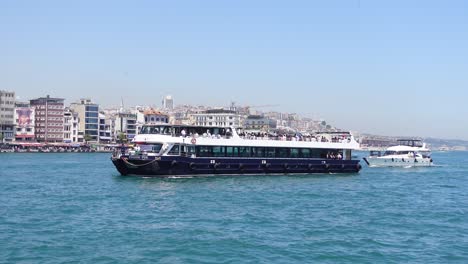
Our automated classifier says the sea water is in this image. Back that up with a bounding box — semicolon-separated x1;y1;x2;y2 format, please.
1;152;467;263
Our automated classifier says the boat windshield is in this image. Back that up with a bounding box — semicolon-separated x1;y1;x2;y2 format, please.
137;143;163;153
140;125;172;135
384;150;412;155
397;140;423;147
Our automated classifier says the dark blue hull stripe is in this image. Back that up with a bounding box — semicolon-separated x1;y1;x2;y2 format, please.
112;156;362;176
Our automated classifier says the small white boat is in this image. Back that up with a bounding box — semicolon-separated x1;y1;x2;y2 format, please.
363;139;433;167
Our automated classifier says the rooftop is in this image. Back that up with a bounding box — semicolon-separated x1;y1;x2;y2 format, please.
143;108;167;116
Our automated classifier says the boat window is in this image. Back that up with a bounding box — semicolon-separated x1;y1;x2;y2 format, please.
139;144;163;153
226;146;238;157
140;126;148;134
180;145;187;155
153;144;162;153
265;148;275;158
187;146;195;155
384;151;396;155
197;146;212;157
140;126;163;134
252;147;265;158
275;148;289;158
212;146;225;157
290;148;300;158
300;148;310;158
167;144;180;155
152;126;162;134
161;126;172;135
397;140;423;147
239;147;251;157
319;149;328;158
140;126;150;134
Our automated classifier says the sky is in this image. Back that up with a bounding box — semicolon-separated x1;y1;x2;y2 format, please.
1;0;467;140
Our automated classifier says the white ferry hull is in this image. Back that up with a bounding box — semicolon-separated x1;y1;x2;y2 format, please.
363;156;433;167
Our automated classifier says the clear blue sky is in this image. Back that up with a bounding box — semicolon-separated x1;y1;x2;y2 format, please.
1;0;467;139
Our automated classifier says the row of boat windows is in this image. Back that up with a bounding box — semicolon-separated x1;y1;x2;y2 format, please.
384;151;414;155
139;125;229;136
167;145;342;159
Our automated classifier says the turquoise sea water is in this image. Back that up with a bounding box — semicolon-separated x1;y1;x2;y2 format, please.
1;152;467;263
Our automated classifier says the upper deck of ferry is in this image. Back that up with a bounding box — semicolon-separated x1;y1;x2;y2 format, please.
137;124;355;144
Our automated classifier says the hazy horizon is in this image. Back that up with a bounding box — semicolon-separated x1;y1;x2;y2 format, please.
2;0;467;140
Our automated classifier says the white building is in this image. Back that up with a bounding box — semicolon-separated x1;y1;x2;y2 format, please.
244;115;274;131
98;113;113;143
143;108;169;124
69;99;100;142
115;112;137;141
162;95;174;111
0;90;16;142
191;109;243;127
63;108;80;143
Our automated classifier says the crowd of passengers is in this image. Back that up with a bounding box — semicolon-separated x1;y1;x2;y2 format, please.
140;126;352;143
177;129;352;143
237;132;352;143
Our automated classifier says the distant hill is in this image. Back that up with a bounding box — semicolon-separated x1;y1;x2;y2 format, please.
423;138;468;151
358;134;468;151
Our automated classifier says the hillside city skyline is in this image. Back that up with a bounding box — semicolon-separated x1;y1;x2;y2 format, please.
2;1;468;140
2;90;468;148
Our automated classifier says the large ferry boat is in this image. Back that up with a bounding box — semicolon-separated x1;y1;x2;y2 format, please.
363;139;433;167
111;124;362;177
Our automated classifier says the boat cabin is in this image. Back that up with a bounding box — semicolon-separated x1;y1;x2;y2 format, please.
396;139;423;148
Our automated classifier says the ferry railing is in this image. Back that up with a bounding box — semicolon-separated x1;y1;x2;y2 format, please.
174;134;354;144
138;132;355;145
237;135;353;144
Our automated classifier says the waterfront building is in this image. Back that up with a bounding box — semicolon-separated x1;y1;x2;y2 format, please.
98;113;113;143
133;107;145;136
244;115;273;131
162;95;174;111
172;110;191;125
191;109;243;128
30;95;64;143
63;108;80;143
115;112;137;141
70;99;99;142
144;108;169;124
0;90;16;142
14;102;35;142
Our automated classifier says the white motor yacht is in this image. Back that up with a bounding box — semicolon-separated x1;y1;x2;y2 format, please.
363;139;433;167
